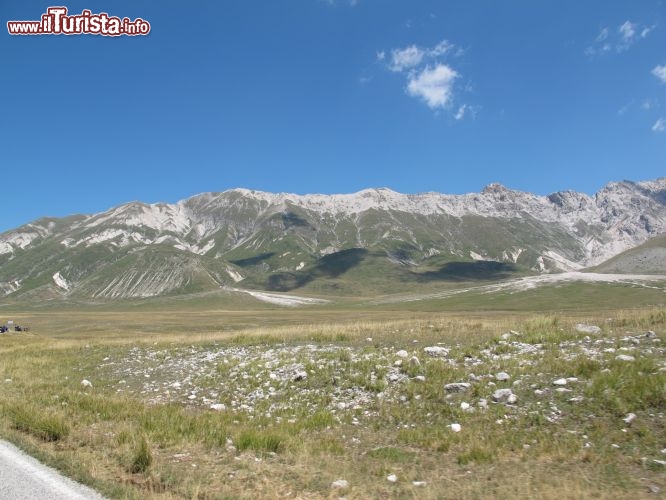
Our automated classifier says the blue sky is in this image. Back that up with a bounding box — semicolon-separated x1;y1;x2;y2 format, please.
2;1;665;231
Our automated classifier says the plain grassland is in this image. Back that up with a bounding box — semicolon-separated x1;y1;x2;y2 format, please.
0;297;665;498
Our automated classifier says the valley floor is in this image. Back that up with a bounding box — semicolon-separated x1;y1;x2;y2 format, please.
0;299;665;499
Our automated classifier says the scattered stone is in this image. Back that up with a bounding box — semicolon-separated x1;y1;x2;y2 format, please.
445;382;471;393
460;402;471;411
331;479;349;489
424;346;449;357
450;423;462;433
566;377;578;383
210;403;226;411
387;474;398;483
646;331;657;339
409;356;421;368
394;360;403;367
553;378;567;386
293;370;308;381
412;481;427;487
414;375;426;382
648;485;661;495
576;324;601;334
495;372;511;382
366;337;373;342
81;379;93;388
395;350;409;359
555;387;572;393
478;399;488;410
492;388;516;404
652;459;666;466
623;413;636;425
616;354;635;362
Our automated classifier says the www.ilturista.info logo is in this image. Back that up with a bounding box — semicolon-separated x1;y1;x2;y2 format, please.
7;7;150;36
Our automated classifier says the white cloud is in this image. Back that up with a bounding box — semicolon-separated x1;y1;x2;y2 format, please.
454;104;468;120
376;51;385;61
389;45;425;72
586;20;651;55
595;27;609;42
619;21;636;42
387;39;454;72
429;40;453;57
406;64;458;109
652;118;665;132
322;0;358;6
653;65;666;83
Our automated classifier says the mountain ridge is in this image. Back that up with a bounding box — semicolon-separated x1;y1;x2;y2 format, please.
1;178;665;300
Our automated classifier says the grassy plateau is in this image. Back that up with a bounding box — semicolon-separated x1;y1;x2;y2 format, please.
0;285;665;499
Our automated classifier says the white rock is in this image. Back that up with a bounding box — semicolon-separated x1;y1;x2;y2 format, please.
396;350;409;358
414;375;426;382
623;413;636;424
460;402;471;411
616;354;635;362
387;474;398;482
445;382;471;393
80;379;93;388
409;356;421;368
450;423;462;433
576;324;601;334
412;481;427;487
492;388;516;404
424;346;449;357
394;360;403;367
495;372;511;381
210;404;226;411
553;378;567;386
331;479;349;489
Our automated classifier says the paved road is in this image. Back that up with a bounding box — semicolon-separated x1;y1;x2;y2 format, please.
0;440;104;499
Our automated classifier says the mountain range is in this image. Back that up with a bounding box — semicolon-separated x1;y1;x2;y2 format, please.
1;178;665;301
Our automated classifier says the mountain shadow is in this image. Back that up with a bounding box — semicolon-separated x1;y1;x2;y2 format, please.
416;261;519;282
281;212;313;230
231;252;276;267
314;248;368;278
266;248;368;291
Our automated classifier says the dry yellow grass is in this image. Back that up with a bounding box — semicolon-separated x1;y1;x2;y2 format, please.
0;306;664;498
